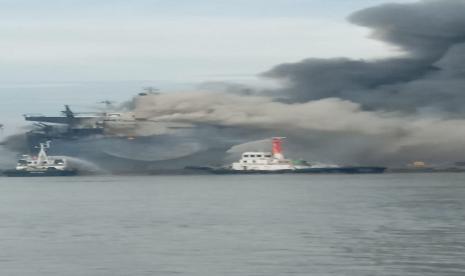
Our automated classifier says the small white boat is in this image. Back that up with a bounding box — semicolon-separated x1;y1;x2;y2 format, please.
4;141;77;177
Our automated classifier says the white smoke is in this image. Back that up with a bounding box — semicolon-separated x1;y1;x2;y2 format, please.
63;156;109;175
129;92;465;165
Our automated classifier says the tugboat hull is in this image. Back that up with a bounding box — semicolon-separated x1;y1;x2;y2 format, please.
4;169;78;177
206;166;386;175
294;167;386;174
210;168;293;174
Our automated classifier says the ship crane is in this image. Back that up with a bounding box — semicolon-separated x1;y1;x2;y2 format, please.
35;141;51;164
61;105;75;118
139;86;160;96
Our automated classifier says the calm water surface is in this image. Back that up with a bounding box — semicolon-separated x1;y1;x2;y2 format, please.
0;174;464;276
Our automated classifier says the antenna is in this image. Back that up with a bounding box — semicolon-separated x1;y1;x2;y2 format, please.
35;141;51;163
143;87;159;94
98;100;115;110
35;140;51;150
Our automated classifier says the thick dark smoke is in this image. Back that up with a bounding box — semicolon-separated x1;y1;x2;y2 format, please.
264;0;465;114
131;0;465;167
350;0;465;59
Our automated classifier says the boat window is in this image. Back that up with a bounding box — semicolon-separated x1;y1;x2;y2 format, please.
257;155;262;158
265;155;271;157
243;155;249;158
250;155;255;157
54;159;64;165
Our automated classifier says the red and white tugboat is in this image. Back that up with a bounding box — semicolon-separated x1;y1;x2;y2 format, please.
210;137;385;174
229;137;296;172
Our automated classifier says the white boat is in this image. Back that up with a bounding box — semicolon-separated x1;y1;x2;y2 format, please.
208;137;386;174
4;141;77;177
230;137;300;171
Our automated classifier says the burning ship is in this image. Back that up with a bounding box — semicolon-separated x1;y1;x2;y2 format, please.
13;92;249;173
5;91;385;174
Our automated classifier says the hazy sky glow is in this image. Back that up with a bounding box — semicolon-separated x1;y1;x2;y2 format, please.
0;0;416;134
0;0;415;82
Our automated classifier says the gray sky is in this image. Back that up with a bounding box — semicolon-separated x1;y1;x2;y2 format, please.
0;0;414;134
0;0;417;82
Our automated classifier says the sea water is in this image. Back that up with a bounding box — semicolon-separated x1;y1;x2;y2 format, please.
0;174;464;276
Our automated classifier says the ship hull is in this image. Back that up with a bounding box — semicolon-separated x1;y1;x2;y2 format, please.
3;169;78;177
294;167;386;174
210;168;293;174
206;166;386;175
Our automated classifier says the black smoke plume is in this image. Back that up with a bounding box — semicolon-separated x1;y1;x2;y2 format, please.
264;0;465;115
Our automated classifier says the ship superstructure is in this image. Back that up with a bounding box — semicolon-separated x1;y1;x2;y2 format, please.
23;105;129;139
23;91;195;143
231;137;300;171
13;92;238;173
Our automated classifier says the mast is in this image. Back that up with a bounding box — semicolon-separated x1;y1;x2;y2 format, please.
37;141;50;164
272;137;286;160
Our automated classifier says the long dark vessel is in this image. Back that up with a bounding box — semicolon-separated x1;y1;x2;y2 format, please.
200;137;386;174
4;169;77;177
3;142;77;177
16;92;236;173
208;166;386;174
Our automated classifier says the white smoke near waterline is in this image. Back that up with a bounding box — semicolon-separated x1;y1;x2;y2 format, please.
130;92;465;165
